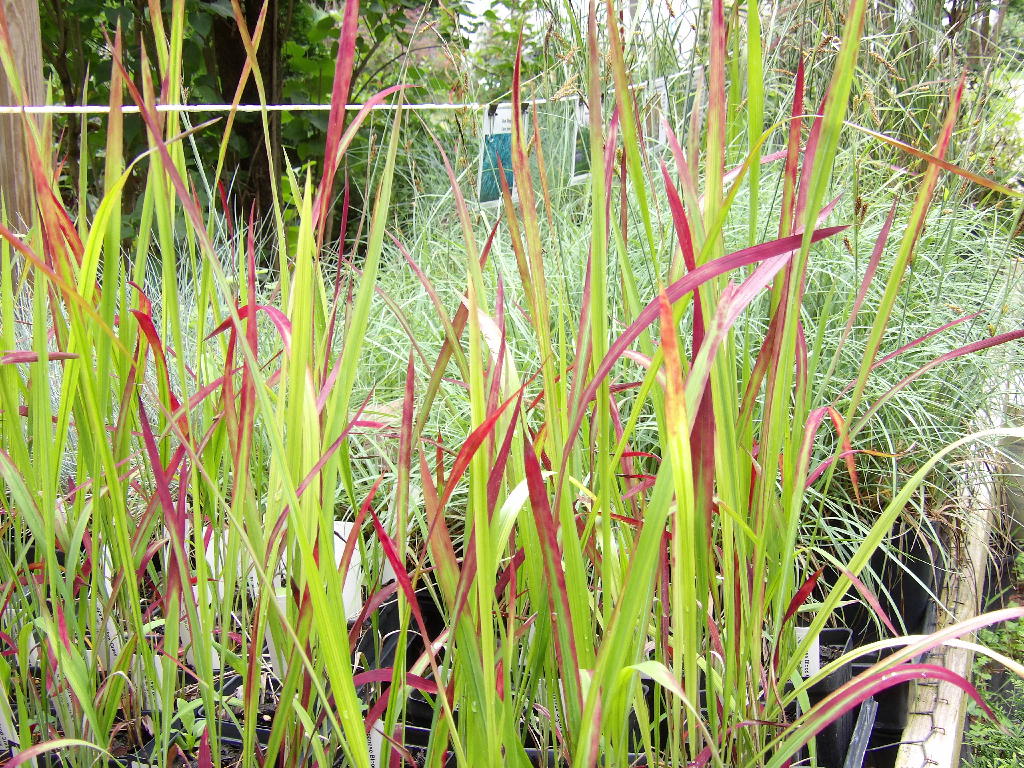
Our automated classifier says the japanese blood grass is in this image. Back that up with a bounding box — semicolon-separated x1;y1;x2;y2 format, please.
0;2;1023;768
360;2;1024;767
0;1;395;767
345;9;1022;768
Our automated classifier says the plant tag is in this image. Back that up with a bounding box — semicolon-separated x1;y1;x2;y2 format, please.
368;718;383;768
478;103;516;206
202;525;225;601
97;558;124;668
265;590;290;680
182;524;223;671
0;712;17;758
333;521;364;623
794;626;820;678
102;616;122;666
132;651;163;711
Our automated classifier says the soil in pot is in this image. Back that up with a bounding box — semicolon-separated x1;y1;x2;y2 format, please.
135;737;248;768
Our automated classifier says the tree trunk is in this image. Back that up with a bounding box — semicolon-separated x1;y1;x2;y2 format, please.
988;0;1011;56
0;0;45;231
207;0;280;216
977;2;992;66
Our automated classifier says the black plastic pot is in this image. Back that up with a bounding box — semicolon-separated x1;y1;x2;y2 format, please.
847;603;939;738
836;523;944;648
800;628;855;768
214;720;272;744
832;522;944;736
127;719;274;768
126;737;251;768
356;584;449;768
786;697;879;768
808;629;854;695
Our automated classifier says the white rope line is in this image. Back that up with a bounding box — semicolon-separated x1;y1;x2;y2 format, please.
0;70;699;116
0;101;494;115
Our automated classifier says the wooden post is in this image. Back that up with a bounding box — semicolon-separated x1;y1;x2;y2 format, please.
0;0;44;230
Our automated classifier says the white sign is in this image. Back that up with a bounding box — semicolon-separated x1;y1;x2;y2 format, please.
478;103;516;206
795;626;821;678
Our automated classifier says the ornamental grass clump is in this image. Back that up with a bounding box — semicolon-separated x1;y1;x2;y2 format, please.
0;1;1023;768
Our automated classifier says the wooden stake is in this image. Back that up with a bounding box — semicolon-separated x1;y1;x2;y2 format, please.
0;0;44;230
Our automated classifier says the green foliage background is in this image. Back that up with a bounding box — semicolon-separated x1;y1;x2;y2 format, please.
37;0;558;229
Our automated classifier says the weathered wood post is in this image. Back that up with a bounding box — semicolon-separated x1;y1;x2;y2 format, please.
0;0;44;231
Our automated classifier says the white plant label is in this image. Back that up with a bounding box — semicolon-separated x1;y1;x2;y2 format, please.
265;590;290;681
142;667;161;711
794;626;820;678
181;523;222;670
0;709;17;757
260;521;366;677
478;103;516;207
333;521;364;622
102;616;122;667
368;720;383;768
98;558;123;668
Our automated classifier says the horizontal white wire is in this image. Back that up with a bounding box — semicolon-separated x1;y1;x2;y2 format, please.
0;71;698;116
0;101;497;115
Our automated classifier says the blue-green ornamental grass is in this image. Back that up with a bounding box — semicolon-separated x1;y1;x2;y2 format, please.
1;1;1024;768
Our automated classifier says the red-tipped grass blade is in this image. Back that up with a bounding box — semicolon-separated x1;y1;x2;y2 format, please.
826;406;861;502
352;668;439;695
794;662;997;748
0;351;78;364
772;568;823;671
523;436;583;711
686;245;809;413
314;0;360;241
835;196;899;354
837;566;900;637
207;303;292;352
855;329;1024;434
849;121;1021;197
2;740;104;768
566;226;847;458
838;312;982;399
805;446;907;488
779;59;804;237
